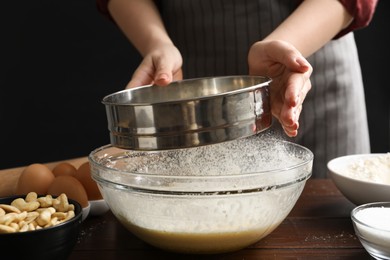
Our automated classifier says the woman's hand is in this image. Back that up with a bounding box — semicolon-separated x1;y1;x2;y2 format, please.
248;40;312;137
126;43;183;88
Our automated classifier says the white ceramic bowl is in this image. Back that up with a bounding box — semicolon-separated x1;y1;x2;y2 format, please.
327;153;390;205
89;199;110;216
351;202;390;259
82;202;90;221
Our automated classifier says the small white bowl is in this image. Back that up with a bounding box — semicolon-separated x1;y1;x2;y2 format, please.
82;203;91;221
327;153;390;205
351;202;390;259
89;199;110;216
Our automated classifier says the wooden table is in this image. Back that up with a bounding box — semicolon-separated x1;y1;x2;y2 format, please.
66;179;371;260
0;161;370;259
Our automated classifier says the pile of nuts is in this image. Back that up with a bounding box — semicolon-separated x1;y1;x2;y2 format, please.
0;192;75;233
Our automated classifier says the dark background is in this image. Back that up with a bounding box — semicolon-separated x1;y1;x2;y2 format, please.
1;0;389;170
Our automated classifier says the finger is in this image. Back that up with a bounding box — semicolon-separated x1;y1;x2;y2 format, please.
153;55;177;86
294;56;312;73
262;95;298;137
282;54;311;74
292;104;303;127
172;69;183;81
298;77;312;106
126;77;154;89
266;41;311;73
154;72;171;86
283;73;304;107
285;69;312;107
280;97;303;126
126;63;154;89
126;79;150;89
280;104;295;127
283;122;299;137
282;113;299;136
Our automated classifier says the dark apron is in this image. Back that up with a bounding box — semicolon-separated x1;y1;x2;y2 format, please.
159;0;370;178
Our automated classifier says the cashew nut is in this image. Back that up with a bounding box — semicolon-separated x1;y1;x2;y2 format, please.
0;212;17;226
25;192;38;203
53;193;70;212
36;208;52;226
37;195;53;208
0;204;21;214
25;211;39;223
52;212;67;221
9;222;19;232
0;192;77;233
11;198;40;212
0;224;16;234
19;223;29;232
15;211;27;222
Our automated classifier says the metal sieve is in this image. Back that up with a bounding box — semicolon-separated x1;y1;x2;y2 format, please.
102;75;272;150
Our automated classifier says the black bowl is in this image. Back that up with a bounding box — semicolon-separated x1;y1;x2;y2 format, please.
0;195;82;259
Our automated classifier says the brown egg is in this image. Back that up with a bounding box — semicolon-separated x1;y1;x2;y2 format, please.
52;162;77;177
16;163;55;195
47;175;89;208
75;162;102;200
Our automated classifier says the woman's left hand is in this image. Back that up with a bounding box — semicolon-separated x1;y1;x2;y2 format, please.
248;40;312;137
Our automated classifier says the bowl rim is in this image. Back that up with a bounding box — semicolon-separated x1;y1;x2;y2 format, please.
0;195;82;236
88;141;313;194
351;201;390;232
327;153;390;188
89;141;313;178
101;75;272;105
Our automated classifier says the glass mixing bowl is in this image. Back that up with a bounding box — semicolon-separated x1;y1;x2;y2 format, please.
89;134;313;254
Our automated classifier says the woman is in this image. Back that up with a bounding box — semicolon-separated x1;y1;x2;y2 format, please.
96;0;377;178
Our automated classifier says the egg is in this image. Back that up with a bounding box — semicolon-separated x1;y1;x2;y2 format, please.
16;163;55;195
52;162;77;177
75;162;102;200
47;175;89;208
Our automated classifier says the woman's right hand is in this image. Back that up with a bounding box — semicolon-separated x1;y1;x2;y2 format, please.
126;43;183;88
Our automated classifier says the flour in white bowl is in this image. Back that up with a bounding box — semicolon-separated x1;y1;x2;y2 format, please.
344;153;390;184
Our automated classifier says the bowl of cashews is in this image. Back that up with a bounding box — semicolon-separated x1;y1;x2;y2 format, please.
0;192;82;259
